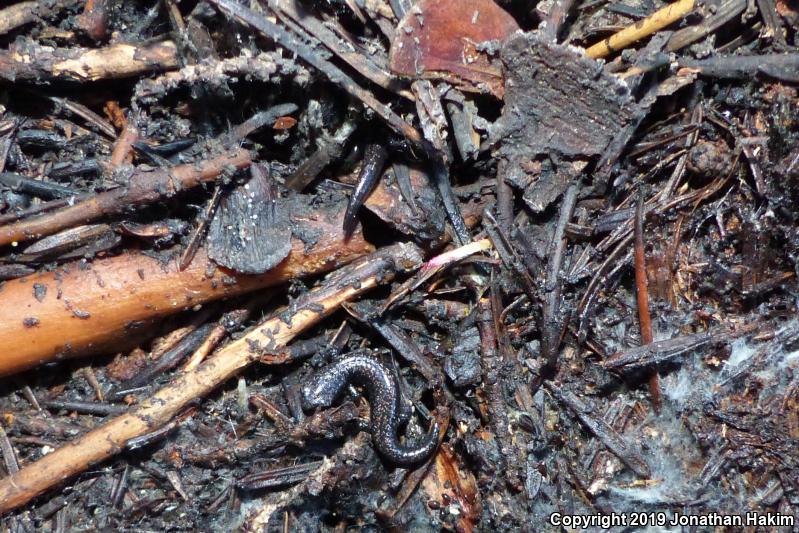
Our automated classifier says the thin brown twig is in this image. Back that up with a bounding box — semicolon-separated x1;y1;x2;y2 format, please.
109;124;138;168
0;148;251;246
634;193;660;412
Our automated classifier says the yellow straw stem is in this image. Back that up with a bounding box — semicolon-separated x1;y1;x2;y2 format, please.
586;0;696;59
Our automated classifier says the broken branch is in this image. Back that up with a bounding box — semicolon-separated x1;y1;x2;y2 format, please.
0;39;179;83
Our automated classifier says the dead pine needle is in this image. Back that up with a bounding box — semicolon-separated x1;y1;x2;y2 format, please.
634;194;660;413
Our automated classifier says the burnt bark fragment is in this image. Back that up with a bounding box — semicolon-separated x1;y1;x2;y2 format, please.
491;31;635;212
207;164;292;275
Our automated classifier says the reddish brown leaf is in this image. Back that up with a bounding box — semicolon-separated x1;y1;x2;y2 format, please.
421;444;481;533
388;0;519;98
273;116;297;130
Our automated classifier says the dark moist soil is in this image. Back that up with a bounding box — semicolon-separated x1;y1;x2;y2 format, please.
0;0;798;531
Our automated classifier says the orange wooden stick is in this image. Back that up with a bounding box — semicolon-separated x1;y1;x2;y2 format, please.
0;208;372;377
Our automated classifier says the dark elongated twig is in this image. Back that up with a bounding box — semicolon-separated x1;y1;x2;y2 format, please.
444;97;480;162
0;196;86;226
0;426;19;475
223;103;299;145
483;209;538;302
238;461;324;490
0;173;78;199
392;163;418;214
132;138;196;158
47;95;116;139
547;385;651;477
577;236;634;341
125;412;188;450
286;114;358;191
602;331;716;370
41;401;126;416
107;323;217;400
477;295;516;487
432;159;471;246
110;465;129;509
267;0;404;96
679;54;799;82
178;185;222;271
49;159;103;180
495;163;514;235
666;0;746;51
660;105;701;200
345;305;440;386
540;182;579;370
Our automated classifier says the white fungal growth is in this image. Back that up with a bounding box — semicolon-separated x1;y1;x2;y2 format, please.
722;337;756;375
661;363;695;408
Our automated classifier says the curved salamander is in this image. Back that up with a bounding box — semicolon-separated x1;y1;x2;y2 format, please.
301;354;439;465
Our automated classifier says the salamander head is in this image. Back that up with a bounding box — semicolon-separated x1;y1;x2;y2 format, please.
300;375;340;410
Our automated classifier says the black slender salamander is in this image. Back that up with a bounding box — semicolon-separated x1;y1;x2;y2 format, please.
301;354;439;465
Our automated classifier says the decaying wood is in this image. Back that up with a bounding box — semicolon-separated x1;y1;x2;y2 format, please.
493;31;634;212
0;39;180;83
0;202;372;377
0;2;40;36
0;242;423;514
0;0;81;37
133;51;298;100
